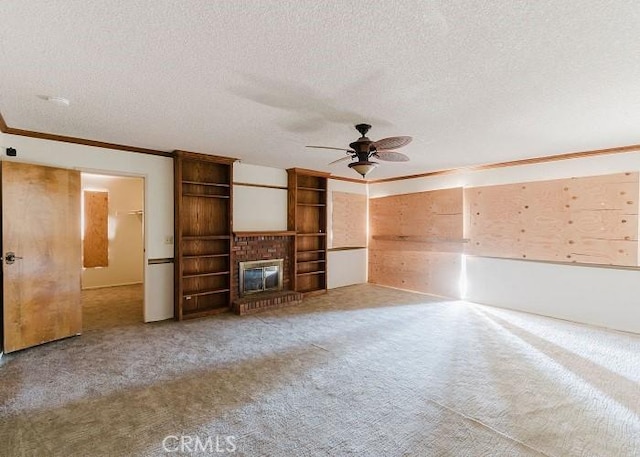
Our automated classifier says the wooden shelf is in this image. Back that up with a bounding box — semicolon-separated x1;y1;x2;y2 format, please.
181;307;230;319
297;233;327;237
297;260;325;265
297;249;326;254
296;270;326;277
183;193;230;199
182;180;230;187
183;288;231;297
183;253;230;259
182;235;231;240
233;230;296;237
183;271;230;279
298;186;326;192
297;203;326;207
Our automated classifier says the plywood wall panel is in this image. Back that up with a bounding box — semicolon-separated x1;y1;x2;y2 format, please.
83;191;108;268
369;187;464;298
369;196;404;237
370;188;463;241
368;250;461;298
466;172;639;266
332;191;367;248
370;239;465;253
562;172;638;212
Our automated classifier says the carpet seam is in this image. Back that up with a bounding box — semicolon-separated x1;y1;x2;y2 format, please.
426;398;555;457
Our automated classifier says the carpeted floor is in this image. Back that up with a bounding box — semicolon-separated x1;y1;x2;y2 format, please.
0;284;638;456
82;284;144;331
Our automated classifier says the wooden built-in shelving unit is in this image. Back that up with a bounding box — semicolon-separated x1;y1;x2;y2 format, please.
287;168;330;295
174;150;235;320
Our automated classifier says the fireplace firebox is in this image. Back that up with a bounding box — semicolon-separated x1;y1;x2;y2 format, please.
239;259;284;296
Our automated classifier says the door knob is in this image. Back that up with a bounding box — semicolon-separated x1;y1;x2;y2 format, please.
5;252;23;264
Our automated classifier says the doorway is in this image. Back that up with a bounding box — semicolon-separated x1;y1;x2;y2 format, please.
81;173;144;330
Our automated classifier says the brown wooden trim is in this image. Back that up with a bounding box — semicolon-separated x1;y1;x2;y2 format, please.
328;246;367;251
472;144;640;170
330;175;367;184
466;254;640;271
179;307;231;319
173;154;183;320
233;182;288;190
4;126;172;157
302;289;328;297
287;167;331;178
233;230;296;237
0;111;8;133
148;257;174;265
369;168;461;183
174;150;237;164
370;143;640;184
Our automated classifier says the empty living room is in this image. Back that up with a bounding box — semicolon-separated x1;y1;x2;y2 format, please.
0;2;638;456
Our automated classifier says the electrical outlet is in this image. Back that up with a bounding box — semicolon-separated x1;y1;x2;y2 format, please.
164;235;174;245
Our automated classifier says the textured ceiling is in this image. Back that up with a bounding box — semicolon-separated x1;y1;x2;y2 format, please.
1;1;640;179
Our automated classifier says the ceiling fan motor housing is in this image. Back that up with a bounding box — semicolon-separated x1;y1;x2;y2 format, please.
355;123;372;137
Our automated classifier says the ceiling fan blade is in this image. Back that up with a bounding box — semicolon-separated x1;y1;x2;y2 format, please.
328;155;353;165
306;145;353;152
372;136;412;150
374;150;410;162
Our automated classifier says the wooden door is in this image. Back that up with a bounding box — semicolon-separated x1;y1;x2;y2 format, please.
2;161;81;353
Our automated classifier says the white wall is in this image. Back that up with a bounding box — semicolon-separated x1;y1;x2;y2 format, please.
0;132;174;322
233;163;288;231
466;257;640;334
327;179;368;288
370;148;640;334
81;174;144;289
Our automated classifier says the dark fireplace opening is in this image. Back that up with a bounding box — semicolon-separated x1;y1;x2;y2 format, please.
239;259;284;296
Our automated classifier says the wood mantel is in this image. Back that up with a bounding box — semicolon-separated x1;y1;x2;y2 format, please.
233;231;296;237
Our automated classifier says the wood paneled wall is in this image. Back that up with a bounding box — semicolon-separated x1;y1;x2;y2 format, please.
332;191;367;248
369;188;464;298
465;172;639;266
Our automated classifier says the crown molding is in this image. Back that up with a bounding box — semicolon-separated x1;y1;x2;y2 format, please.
368;143;640;184
0;111;8;133
174;150;237;164
329;175;368;184
0;109;172;157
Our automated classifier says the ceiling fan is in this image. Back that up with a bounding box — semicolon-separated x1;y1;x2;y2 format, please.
306;124;413;178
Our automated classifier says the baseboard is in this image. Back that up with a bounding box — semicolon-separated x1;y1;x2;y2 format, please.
81;281;143;290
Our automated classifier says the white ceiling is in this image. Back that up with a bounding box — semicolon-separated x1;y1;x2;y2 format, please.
2;1;640;179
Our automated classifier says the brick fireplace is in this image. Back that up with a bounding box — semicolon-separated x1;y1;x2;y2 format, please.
231;233;302;314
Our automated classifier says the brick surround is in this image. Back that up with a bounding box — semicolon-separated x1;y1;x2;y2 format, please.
231;235;294;302
232;290;303;315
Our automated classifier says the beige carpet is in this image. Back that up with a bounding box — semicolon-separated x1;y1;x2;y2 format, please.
82;284;144;331
0;284;638;456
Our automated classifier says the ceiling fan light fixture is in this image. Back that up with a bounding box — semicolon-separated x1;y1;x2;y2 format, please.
348;160;378;178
